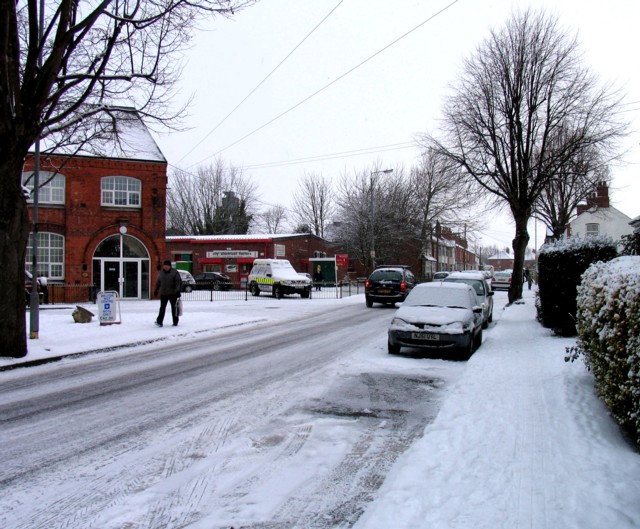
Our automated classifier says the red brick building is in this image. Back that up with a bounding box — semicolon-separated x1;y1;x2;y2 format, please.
23;112;168;299
166;234;342;288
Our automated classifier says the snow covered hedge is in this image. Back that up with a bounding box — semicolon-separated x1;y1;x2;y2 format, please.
576;256;640;445
537;236;618;336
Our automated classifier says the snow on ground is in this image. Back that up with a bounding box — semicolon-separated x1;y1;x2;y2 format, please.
3;289;640;528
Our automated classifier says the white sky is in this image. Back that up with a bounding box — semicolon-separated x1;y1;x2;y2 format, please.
153;0;640;249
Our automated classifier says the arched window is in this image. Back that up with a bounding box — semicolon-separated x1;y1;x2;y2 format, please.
94;234;149;258
22;171;65;204
101;176;141;207
25;232;65;279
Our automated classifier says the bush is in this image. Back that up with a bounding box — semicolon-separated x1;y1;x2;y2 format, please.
576;256;640;446
537;236;617;336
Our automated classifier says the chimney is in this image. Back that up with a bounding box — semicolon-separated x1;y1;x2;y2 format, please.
595;181;610;209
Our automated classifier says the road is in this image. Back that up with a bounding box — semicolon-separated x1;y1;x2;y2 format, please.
0;302;465;529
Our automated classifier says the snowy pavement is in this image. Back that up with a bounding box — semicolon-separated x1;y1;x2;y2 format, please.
355;289;640;529
3;289;639;528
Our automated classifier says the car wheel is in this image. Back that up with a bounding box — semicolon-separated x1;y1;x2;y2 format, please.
459;336;474;360
250;283;260;297
488;310;493;323
184;285;193;293
301;288;310;299
482;319;488;329
274;285;283;299
474;327;483;350
366;297;373;308
388;340;400;354
213;282;221;291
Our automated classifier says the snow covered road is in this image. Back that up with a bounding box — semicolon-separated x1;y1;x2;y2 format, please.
0;302;465;528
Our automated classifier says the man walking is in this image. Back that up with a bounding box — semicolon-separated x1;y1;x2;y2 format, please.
154;260;182;327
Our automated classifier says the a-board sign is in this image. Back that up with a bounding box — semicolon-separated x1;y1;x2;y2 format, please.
97;290;121;325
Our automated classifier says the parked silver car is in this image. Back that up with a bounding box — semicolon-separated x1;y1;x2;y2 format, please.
444;271;494;328
388;282;483;359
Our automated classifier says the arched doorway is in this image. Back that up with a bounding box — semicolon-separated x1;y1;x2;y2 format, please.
92;233;150;299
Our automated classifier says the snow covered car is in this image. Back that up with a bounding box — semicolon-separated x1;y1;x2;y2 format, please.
387;282;483;358
443;270;494;328
177;270;196;292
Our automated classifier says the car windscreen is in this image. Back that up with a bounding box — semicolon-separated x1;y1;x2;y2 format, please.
445;278;485;296
370;270;402;282
404;286;472;309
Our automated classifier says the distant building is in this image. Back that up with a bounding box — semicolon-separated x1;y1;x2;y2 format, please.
487;250;536;272
566;182;633;242
165;233;341;289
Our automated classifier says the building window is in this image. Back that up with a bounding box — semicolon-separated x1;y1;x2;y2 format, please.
22;171;65;204
25;232;65;279
101;176;141;207
586;223;600;237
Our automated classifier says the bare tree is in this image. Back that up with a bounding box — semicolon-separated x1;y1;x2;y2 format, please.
1;1;255;356
410;147;482;249
291;173;334;238
167;160;257;235
534;136;610;239
428;9;626;302
333;166;420;272
256;205;289;234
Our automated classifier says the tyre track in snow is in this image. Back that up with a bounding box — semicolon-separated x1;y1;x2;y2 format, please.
0;303;458;529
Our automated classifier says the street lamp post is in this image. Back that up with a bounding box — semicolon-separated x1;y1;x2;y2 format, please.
370;169;393;271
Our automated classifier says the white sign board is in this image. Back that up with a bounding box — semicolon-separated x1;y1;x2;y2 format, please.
98;290;121;325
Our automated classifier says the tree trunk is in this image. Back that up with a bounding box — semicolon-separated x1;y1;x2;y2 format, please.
508;215;530;304
0;155;31;358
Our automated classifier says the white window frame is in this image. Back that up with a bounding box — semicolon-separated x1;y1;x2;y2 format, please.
26;232;65;280
22;171;65;204
585;223;600;237
101;176;141;208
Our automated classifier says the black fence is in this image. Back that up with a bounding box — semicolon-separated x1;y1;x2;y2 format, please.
32;281;367;305
180;281;367;302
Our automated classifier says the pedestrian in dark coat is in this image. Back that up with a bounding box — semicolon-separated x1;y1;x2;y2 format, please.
313;266;323;291
154;260;182;326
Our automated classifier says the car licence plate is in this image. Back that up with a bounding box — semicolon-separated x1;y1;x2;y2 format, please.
378;289;391;294
412;332;440;341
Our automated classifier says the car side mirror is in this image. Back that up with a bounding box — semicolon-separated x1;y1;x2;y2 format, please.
488;291;494;296
266;273;272;278
473;306;482;313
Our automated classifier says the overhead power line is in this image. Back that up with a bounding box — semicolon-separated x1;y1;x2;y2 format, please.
243;141;417;170
190;0;460;167
178;1;345;165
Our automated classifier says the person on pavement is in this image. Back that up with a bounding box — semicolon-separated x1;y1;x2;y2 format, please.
154;260;182;327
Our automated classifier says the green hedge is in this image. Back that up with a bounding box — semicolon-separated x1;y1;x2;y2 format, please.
576;256;640;445
537;237;617;336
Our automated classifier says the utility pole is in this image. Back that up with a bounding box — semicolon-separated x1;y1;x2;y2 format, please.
369;169;393;271
29;0;45;340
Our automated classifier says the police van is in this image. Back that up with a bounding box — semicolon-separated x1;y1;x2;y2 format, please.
248;259;312;299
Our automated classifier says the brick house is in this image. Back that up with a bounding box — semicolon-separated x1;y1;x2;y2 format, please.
165;233;343;288
23;110;168;300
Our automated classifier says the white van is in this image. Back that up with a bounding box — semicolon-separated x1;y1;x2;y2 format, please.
248;259;311;298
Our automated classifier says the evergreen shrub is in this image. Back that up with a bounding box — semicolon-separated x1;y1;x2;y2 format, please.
575;256;640;445
537;236;617;336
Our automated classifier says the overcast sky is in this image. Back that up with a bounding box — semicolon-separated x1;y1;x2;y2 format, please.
153;0;640;249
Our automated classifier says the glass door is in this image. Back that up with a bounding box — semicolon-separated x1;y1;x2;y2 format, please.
103;261;121;293
123;261;140;298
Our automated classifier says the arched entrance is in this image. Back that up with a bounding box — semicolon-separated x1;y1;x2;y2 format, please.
92;233;150;299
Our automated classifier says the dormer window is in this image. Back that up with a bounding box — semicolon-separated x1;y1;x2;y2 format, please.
101;176;141;207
